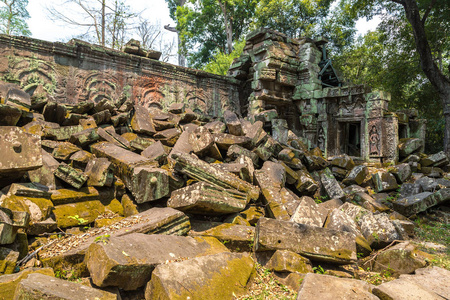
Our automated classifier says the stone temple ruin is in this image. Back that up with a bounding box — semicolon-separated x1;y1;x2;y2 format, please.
0;29;425;164
0;29;449;299
227;29;426;163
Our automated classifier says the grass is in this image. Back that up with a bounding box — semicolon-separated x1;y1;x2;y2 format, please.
235;263;297;300
413;211;450;270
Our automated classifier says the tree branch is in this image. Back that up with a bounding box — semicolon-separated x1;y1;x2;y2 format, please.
421;0;436;25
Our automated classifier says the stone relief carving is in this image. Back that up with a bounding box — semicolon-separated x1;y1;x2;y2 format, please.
369;125;381;156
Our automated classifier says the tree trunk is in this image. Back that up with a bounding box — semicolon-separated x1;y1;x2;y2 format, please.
399;0;450;154
218;0;233;54
101;0;106;46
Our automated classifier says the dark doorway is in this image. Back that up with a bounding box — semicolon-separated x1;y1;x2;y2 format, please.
398;124;408;139
339;122;361;157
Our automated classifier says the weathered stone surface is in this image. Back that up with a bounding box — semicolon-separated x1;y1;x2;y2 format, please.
70;150;94;169
330;155;355;171
69;128;100;147
51;142;81;161
271;119;289;144
172;152;260;200
372;171;399;193
321;168;345;200
154;128;181;146
53;200;106;228
393;189;450;216
373;277;443;300
255;217;357;264
398;138;423;157
6;88;31;111
371;242;428;275
227;144;259;165
296;273;377;300
416;176;439;191
91;142;168;202
399;266;450;298
254;136;282;160
290;196;327;227
44;125;84;141
390;163;412;184
0;267;54;299
15;273;117;299
0;209;16;244
295;170;319;194
85;233;229;290
0;127;42;185
188;126;215;155
97;127;131;149
303;154;329;172
204;120;226;134
168;181;248;215
54;163;88;189
145;252;254;300
189;221;255;252
265;250;313;273
399;183;422;197
141;141;167;164
0;247;19;274
223;109;243;136
85;158;114;187
420;151;449;167
0;104;21;126
130;105;156;135
214;132;251;150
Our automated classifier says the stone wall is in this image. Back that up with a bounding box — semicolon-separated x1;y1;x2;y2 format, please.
0;35;240;117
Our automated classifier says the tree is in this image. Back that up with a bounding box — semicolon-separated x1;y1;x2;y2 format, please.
136;20;177;63
173;0;256;68
47;0;139;49
0;0;31;36
341;0;450;153
203;39;245;75
165;0;187;66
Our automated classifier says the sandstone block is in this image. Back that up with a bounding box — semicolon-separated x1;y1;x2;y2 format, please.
255;217;357;264
145;252;254;300
14;273;117;300
320;168;345;200
0;267;54;299
265;250;313;273
85;158;114;187
85;233;229;290
290;196;327;227
168;181;248;215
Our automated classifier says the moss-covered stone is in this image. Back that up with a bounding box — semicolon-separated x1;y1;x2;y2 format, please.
0;247;19;275
53;200;106;228
0;267;54;299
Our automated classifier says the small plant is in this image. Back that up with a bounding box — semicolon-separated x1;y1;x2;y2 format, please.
94;234;110;245
314;195;328;204
357;252;365;259
312;265;325;274
68;214;88;225
372;232;379;241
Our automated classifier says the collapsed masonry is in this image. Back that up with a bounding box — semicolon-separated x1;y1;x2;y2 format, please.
228;29;426;163
0;29;448;299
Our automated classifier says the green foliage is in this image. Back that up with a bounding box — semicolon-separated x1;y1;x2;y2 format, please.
68;214;88;225
334;0;449;152
312;265;325;274
203;40;245;75
94;234;110;244
175;0;256;68
0;0;31;36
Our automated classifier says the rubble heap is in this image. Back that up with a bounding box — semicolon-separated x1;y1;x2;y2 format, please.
0;77;449;297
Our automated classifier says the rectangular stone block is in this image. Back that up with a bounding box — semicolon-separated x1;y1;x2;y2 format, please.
255;217;357;264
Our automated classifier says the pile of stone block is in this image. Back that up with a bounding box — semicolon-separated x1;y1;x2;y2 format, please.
0;81;449;299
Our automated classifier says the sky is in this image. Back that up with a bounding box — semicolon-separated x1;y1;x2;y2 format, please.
28;0;174;43
25;0;380;65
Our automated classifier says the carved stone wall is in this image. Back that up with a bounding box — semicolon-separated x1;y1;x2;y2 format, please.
0;35;240;117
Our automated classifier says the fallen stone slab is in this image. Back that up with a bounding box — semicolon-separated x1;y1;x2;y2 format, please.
91;142;169;202
85;158;114;187
420;151;449;168
399;266;450;298
154;128;181;146
342;165;369;186
85;233;229;290
130;105;156;135
0;247;19;274
53;200;106;228
398;138;423;157
172;152;260;200
255;217;357;264
223;109;244;136
141;141;168;164
41;207;191;278
373;277;442;300
54;163;88;189
320;168;345;200
51;141;81;161
0;209;16;245
145;252;254;300
214;132;252;150
390;163;412;184
15;273;117;299
189;221;255;252
167;181;248;215
393;189;450;216
372;171;399;193
0;103;21;126
265;250;313;273
296;273;378;300
371;241;428;275
290;196;327;227
0;267;54;299
69;127;100;147
0;127;42;186
44;125;84;141
295;170;319;194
